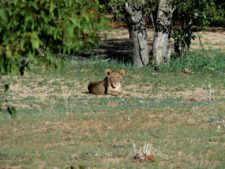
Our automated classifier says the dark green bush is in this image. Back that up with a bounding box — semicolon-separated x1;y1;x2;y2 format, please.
0;0;107;75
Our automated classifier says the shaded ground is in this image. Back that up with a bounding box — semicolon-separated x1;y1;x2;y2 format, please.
80;27;225;62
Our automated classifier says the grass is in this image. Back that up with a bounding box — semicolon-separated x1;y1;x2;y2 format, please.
0;50;225;169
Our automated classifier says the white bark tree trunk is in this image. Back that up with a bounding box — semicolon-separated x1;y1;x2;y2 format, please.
152;0;174;66
124;3;149;67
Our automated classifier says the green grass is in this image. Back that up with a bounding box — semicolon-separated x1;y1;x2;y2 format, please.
0;50;225;168
158;49;225;75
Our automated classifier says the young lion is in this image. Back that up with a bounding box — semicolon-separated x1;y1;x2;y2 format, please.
88;69;125;96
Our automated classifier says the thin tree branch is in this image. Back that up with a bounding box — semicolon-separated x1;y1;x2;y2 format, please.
196;31;210;58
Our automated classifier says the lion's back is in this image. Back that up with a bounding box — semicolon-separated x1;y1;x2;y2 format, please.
88;81;105;95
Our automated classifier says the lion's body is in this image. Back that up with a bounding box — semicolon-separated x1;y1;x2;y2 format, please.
88;69;125;96
88;79;107;95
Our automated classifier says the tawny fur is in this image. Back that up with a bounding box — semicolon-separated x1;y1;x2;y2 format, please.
88;69;125;96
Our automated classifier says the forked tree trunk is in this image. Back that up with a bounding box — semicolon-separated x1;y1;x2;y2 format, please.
124;3;149;67
152;0;174;66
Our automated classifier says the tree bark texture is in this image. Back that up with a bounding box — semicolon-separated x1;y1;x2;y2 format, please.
124;3;149;67
152;0;174;66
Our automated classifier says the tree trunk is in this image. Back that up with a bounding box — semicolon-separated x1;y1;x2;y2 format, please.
152;0;174;66
124;3;149;67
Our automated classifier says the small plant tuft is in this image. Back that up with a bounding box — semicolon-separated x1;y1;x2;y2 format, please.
7;106;17;119
132;142;155;162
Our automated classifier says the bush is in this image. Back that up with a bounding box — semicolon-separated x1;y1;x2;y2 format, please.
0;0;107;75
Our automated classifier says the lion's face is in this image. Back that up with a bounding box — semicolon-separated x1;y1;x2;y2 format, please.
105;69;125;89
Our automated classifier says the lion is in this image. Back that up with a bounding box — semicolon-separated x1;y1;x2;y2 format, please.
88;69;125;96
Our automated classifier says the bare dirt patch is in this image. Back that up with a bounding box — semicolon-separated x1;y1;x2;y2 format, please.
191;28;225;52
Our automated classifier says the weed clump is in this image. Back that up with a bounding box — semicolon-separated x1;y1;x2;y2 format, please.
132;143;155;162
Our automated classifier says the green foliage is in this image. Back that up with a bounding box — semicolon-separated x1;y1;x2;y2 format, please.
109;0;126;22
0;0;107;75
99;0;111;12
172;0;225;56
210;1;225;26
173;0;218;29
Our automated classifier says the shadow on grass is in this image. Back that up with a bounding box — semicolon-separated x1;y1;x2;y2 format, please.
75;38;133;64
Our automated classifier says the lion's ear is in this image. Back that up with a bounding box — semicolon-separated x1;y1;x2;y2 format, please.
105;69;112;76
119;69;125;76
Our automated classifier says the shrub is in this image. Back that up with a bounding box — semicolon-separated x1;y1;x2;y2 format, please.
0;0;107;75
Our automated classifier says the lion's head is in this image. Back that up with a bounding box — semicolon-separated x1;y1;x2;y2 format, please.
105;69;125;89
